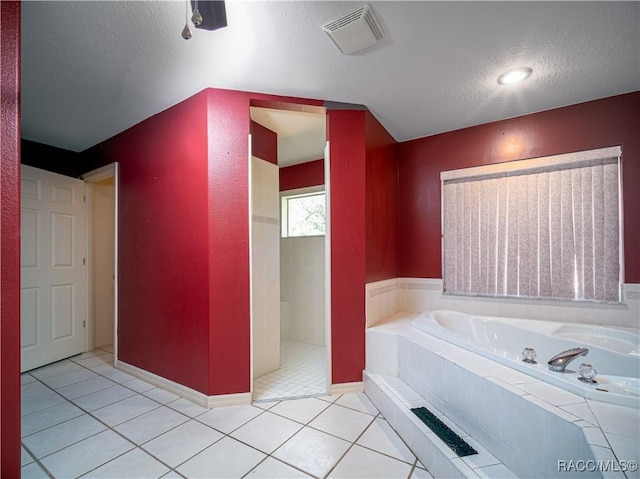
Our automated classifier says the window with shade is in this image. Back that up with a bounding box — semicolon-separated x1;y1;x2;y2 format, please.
441;146;622;303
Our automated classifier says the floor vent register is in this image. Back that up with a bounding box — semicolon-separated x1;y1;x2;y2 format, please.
410;407;478;457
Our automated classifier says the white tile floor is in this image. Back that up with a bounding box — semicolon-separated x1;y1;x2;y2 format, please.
253;340;327;402
21;348;432;479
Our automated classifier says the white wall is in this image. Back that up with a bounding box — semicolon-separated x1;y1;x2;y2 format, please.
92;180;115;348
281;235;325;345
252;157;280;378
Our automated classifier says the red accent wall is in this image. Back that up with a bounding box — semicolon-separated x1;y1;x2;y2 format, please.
250;121;277;165
83;88;391;395
87;89;323;396
397;92;640;282
327;110;367;384
205;89;323;395
365;111;398;282
0;2;21;476
279;159;324;191
87;91;212;392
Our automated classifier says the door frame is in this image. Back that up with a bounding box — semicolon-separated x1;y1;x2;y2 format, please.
248;133;333;399
81;163;119;362
323;140;332;392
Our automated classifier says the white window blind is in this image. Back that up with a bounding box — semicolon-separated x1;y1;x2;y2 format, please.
441;146;622;303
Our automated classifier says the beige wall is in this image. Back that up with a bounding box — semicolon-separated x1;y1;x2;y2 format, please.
92;179;115;348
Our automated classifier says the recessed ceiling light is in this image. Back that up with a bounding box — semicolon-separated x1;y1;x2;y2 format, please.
497;67;533;85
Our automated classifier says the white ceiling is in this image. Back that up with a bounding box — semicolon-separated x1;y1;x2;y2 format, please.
250;107;326;167
21;1;639;154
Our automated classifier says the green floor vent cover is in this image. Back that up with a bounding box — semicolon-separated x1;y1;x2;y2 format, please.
410;407;478;457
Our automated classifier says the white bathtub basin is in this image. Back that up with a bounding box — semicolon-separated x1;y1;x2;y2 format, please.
411;310;640;407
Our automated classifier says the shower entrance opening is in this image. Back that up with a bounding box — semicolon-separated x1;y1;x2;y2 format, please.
249;103;330;402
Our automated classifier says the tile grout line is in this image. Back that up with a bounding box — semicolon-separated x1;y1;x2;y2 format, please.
22;354;206;477
254;340;327;401
240;453;321;479
25;356;188;476
234;398;375;479
24;350;428;479
23;370;179;476
347;412;421;468
26;352;309;477
320;409;378;479
67;356;235;478
20;440;55;478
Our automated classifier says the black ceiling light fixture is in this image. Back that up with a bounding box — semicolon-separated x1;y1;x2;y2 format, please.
182;0;227;39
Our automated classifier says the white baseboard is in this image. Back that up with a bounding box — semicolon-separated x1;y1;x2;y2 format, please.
116;361;251;409
329;381;364;395
206;392;252;408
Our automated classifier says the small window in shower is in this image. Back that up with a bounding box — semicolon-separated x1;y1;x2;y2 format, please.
281;191;326;238
441;146;623;303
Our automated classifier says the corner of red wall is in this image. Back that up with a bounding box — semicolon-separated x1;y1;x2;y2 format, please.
1;2;22;476
206;89;324;396
327;109;367;385
250;121;278;165
279;159;325;191
365;111;399;282
397;92;640;282
89;89;212;394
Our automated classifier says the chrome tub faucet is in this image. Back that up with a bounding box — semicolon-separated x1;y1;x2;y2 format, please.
547;347;589;372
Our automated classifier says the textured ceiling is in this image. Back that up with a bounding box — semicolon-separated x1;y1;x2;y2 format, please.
21;1;640;153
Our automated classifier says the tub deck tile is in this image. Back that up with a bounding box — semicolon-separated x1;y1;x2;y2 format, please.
485;376;528;397
474;463;519;479
517;379;585;407
525;394;582;423
559;402;598;425
367;314;638;479
486;366;538;386
365;372;517;479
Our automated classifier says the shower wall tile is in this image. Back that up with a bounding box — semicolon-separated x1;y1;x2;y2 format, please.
252;157;280;378
280;236;325;346
280;301;290;340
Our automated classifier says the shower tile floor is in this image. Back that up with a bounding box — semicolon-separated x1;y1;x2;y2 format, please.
253;339;326;402
20;347;433;479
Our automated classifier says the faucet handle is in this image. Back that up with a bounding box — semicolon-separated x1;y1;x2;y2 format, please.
522;347;537;363
577;363;598;383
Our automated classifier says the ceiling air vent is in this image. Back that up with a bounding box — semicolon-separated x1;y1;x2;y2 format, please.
322;4;384;55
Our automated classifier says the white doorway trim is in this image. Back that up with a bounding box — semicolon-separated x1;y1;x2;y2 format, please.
248;134;254;392
248;131;332;400
81;163;119;362
324;141;332;391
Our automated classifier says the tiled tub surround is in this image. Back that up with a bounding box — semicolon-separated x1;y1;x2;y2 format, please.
366;279;640;331
365;315;640;478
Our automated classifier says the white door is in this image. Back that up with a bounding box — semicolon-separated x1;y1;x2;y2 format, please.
21;165;86;372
